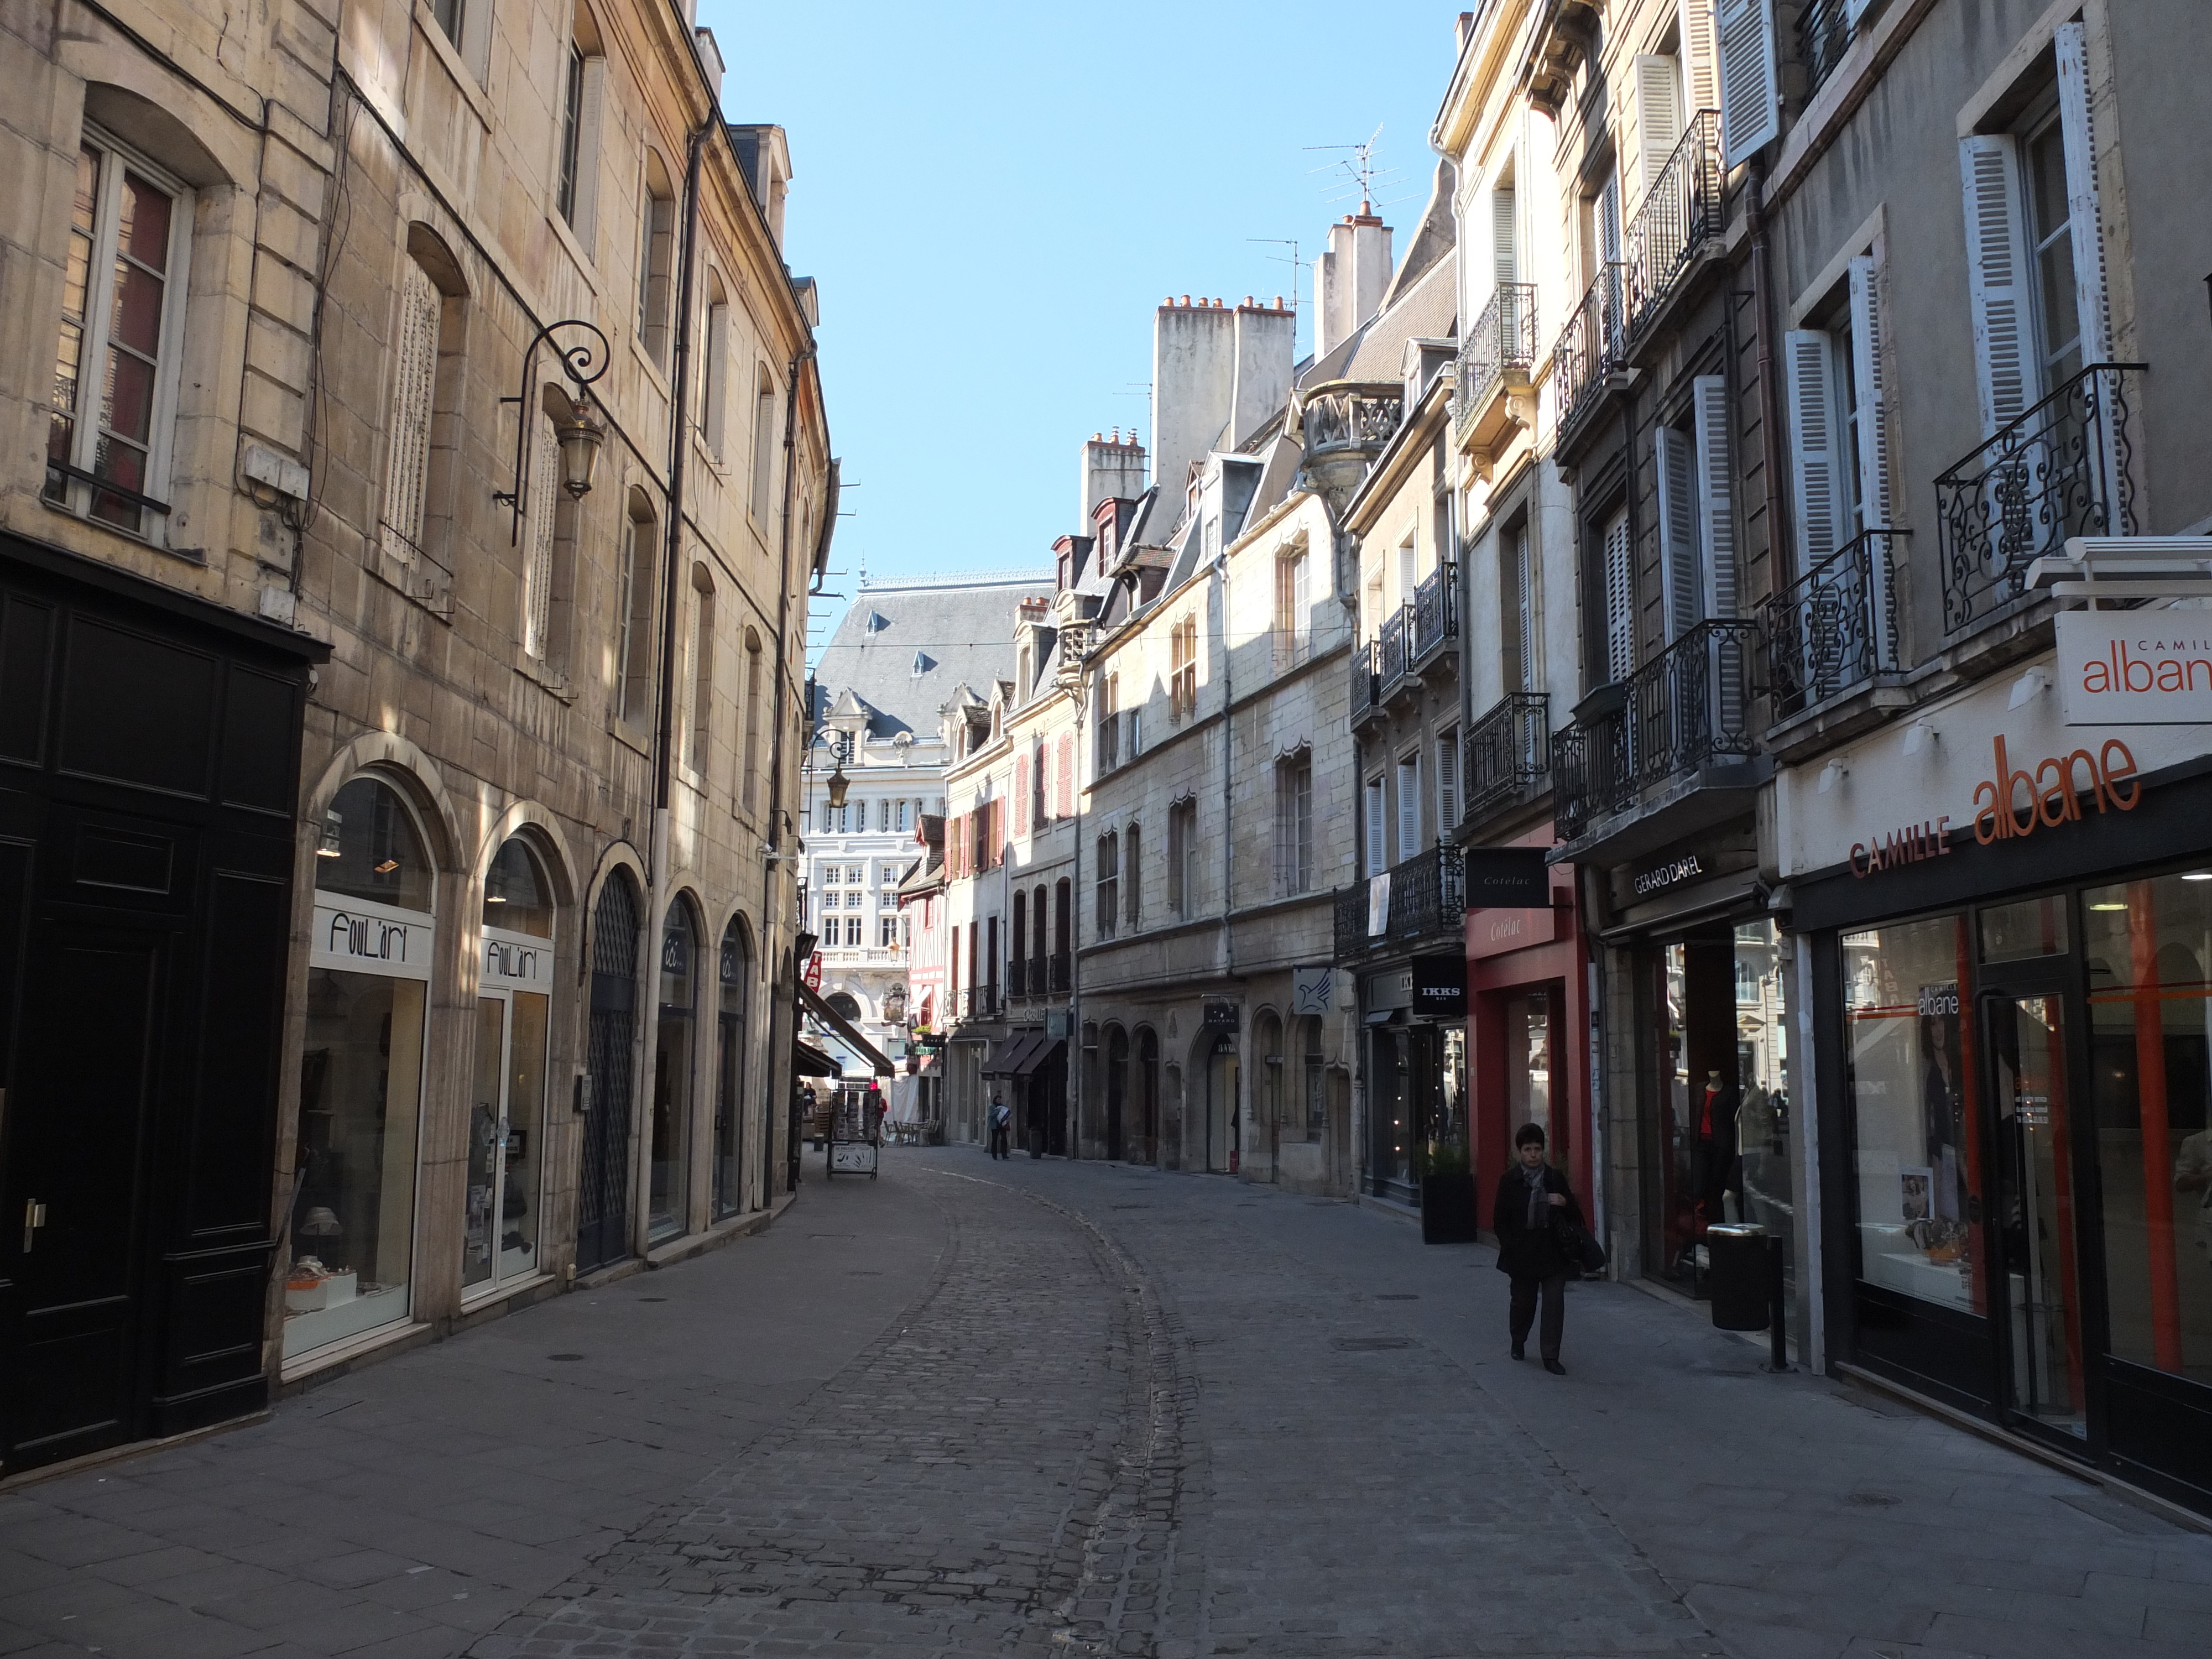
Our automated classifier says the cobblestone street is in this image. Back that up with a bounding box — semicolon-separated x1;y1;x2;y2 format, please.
4;1151;2212;1659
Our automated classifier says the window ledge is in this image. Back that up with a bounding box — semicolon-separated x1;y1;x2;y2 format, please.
410;2;493;133
629;335;671;401
545;210;599;293
367;544;453;619
516;653;576;703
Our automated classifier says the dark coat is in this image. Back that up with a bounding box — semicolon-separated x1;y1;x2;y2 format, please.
1493;1162;1583;1279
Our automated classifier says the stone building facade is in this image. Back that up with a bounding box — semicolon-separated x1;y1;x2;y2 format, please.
0;0;830;1473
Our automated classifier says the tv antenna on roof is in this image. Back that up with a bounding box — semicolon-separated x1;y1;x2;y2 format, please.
1305;127;1408;213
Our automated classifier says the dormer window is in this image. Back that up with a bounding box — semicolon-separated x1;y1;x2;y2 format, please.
1058;551;1073;591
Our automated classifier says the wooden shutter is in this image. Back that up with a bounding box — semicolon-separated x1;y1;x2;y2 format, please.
1636;55;1683;195
1785;328;1845;571
1057;733;1073;816
2053;22;2112;365
524;415;559;658
1364;778;1386;878
1655;424;1702;640
1959;134;2035;437
1693;377;1737;618
1717;0;1779;166
1679;0;1718;112
383;259;440;563
1602;509;1634;684
1013;755;1030;838
1396;758;1421;863
1515;527;1536;691
1847;255;1893;529
1493;186;1517;285
1436;732;1459;833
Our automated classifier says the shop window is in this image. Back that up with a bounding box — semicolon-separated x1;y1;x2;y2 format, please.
44;135;192;544
469;836;553;1296
652;900;698;1240
1842;913;1979;1314
1302;1017;1326;1141
2084;874;2212;1384
291;776;436;1360
1980;894;2070;962
1504;990;1553;1154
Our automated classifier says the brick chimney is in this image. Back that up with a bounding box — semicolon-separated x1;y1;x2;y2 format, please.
1230;300;1296;452
1313;210;1394;357
1151;298;1237;508
1079;429;1147;526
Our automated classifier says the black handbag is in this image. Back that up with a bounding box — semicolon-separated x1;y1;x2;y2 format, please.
1554;1214;1608;1274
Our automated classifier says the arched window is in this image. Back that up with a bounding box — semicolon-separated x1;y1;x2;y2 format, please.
579;870;640;1272
651;898;699;1240
637;149;676;368
702;270;731;458
715;917;752;1219
471;837;557;1296
294;776;435;1360
826;991;862;1021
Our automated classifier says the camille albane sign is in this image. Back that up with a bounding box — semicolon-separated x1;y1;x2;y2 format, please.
1849;734;2142;877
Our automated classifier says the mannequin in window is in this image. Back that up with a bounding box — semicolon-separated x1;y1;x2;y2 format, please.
1691;1067;1738;1230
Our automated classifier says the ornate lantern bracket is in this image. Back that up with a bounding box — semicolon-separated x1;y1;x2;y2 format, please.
493;318;611;544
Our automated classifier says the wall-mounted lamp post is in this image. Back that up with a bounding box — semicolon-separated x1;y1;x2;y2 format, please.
493;319;611;543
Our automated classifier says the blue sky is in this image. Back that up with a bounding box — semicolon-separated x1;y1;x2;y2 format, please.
703;2;1460;614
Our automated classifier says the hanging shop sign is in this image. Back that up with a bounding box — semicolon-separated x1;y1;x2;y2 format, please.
1292;966;1334;1016
1462;846;1550;909
2057;612;2212;723
1410;952;1467;1019
1203;1000;1239;1030
1469;902;1564;959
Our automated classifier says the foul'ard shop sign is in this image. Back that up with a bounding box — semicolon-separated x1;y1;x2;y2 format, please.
1850;733;2142;877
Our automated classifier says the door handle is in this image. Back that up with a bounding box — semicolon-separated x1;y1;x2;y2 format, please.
22;1198;45;1253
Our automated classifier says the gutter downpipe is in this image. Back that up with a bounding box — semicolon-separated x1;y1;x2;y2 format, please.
636;120;707;1258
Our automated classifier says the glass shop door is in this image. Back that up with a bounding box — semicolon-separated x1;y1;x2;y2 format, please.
465;988;548;1296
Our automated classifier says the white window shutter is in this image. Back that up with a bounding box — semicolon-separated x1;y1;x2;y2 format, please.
1515;527;1537;692
1846;255;1894;530
1598;173;1624;265
1679;0;1718;112
524;415;559;658
1786;329;1845;572
1636;55;1683;195
1717;0;1780;166
1655;425;1702;640
1958;134;2036;436
2053;22;2112;364
1692;377;1738;618
1493;186;1517;285
1364;778;1386;877
1396;758;1421;862
1436;734;1459;832
1603;510;1635;684
383;259;440;564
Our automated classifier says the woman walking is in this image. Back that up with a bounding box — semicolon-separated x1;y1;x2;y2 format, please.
1493;1122;1583;1374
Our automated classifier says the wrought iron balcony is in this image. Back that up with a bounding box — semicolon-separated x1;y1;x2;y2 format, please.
1350;636;1380;718
1763;530;1906;720
1332;845;1466;963
1624;112;1722;340
1463;691;1551;826
1453;283;1538;452
1009;957;1028;999
1552;619;1760;843
1552;263;1629;437
1050;952;1071;994
961;987;1000;1020
1413;560;1459;663
1798;0;1857;102
1379;604;1413;691
1935;364;2141;638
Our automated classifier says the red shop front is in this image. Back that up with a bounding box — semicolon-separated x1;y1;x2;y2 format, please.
1465;836;1594;1230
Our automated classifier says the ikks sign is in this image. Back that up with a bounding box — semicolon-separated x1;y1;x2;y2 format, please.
311;894;435;977
2057;612;2212;723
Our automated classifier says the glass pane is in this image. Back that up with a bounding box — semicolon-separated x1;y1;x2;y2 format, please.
317;776;435;910
1735;921;1794;1298
107;258;164;358
504;992;547;1277
2085;874;2212;1384
463;997;503;1290
1652;935;1745;1284
101;347;155;442
1504;990;1552;1155
1843;915;1982;1313
1980;895;2070;963
1994;993;2086;1434
286;971;424;1359
483;838;554;936
117;171;173;269
654;904;693;1237
1370;1029;1411;1196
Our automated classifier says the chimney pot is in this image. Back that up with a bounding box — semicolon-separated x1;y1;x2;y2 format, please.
1243;295;1254;306
1181;294;1191;306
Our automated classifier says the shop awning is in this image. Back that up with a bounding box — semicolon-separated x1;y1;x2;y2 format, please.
794;1038;842;1077
1010;1036;1065;1078
796;982;895;1076
980;1032;1041;1077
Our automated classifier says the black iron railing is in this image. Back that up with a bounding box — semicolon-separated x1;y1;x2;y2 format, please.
1464;691;1551;825
1413;560;1459;661
1934;364;2140;636
1625;112;1722;338
1798;0;1856;102
1552;619;1760;842
1553;264;1629;435
1332;846;1466;962
1050;952;1071;994
962;987;999;1020
1350;636;1380;716
1009;958;1028;998
1379;604;1413;688
1454;283;1538;444
1764;530;1906;719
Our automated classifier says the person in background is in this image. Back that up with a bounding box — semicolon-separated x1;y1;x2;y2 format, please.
988;1090;1011;1160
1493;1121;1583;1375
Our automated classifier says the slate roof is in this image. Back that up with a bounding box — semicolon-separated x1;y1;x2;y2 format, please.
810;575;1053;740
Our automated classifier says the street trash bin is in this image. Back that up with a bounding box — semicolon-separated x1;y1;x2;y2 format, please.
1707;1223;1770;1331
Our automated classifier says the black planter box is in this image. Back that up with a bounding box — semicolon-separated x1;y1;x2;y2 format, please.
1420;1171;1480;1244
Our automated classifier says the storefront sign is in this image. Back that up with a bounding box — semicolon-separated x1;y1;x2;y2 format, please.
1203;1000;1238;1029
1969;733;2141;843
1849;819;1953;878
1462;847;1550;909
1292;967;1334;1016
311;894;435;978
1365;968;1411;1014
1468;904;1562;959
1631;854;1704;898
2057;612;2212;723
1410;953;1466;1019
481;926;555;990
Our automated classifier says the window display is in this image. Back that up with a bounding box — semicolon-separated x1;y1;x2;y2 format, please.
652;901;696;1239
1504;990;1552;1154
2084;873;2212;1384
467;837;555;1295
290;775;435;1360
1843;913;1981;1313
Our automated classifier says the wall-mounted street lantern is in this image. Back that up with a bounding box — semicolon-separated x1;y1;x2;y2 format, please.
493;319;611;544
825;764;851;810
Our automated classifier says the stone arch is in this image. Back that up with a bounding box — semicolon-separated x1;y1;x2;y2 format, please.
304;732;464;873
472;801;581;910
